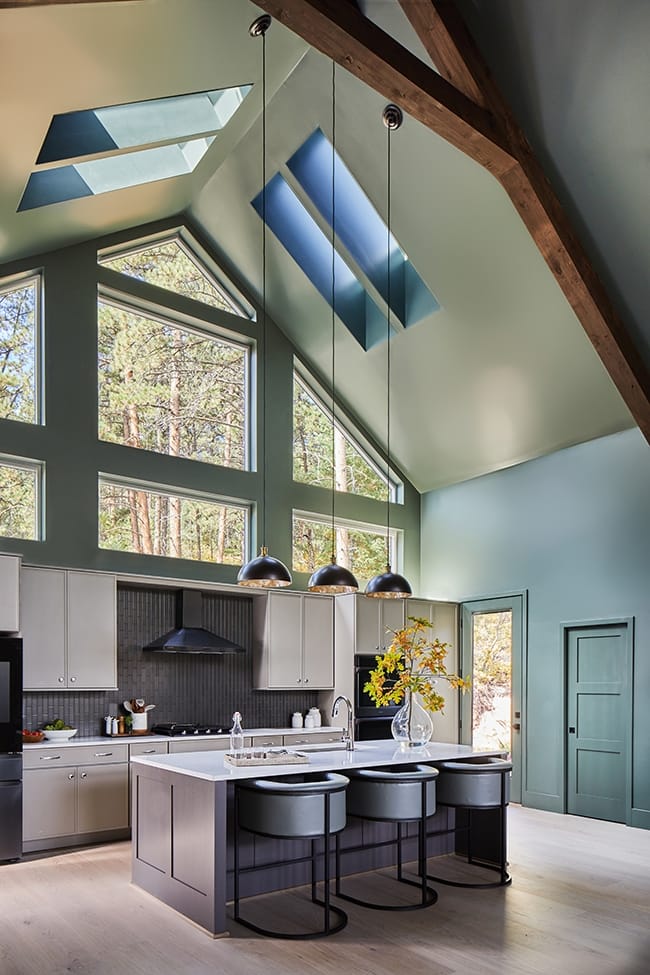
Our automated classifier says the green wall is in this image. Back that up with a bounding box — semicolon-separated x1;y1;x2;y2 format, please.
0;219;421;591
420;427;650;826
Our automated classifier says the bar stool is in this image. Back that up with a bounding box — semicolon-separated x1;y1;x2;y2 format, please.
426;756;512;888
335;764;439;911
233;771;349;939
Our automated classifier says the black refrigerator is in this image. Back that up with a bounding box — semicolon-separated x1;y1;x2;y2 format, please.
0;636;22;862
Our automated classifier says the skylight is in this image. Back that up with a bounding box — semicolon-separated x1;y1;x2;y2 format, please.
254;128;439;349
19;85;252;211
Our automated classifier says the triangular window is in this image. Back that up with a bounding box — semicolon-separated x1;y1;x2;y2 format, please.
293;372;397;502
99;232;245;315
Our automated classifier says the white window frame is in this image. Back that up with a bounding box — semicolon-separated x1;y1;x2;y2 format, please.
0;269;44;425
292;508;403;575
97;291;253;472
0;453;44;541
293;365;402;504
98;473;251;564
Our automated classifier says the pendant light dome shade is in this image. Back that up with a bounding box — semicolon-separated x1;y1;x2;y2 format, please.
237;547;292;588
365;565;412;599
308;560;359;594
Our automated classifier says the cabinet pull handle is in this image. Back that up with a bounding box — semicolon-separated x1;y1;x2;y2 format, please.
142;749;156;754
58;677;65;683
80;772;87;778
304;678;309;684
94;752;112;757
68;772;75;779
296;677;302;683
69;676;77;683
40;755;62;761
292;739;308;745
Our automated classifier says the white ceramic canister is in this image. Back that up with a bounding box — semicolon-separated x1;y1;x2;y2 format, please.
304;712;315;729
308;707;321;727
291;711;303;728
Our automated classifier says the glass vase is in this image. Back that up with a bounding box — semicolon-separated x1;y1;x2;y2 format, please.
391;690;433;747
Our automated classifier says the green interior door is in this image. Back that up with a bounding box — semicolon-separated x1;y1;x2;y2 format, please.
566;623;631;823
461;594;524;803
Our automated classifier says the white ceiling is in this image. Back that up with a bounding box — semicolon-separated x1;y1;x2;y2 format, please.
0;0;638;493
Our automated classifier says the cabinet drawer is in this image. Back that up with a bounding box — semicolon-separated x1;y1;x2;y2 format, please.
168;737;234;754
283;732;344;747
129;741;169;758
249;734;284;748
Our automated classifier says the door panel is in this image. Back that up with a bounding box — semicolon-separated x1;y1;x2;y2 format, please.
566;625;630;823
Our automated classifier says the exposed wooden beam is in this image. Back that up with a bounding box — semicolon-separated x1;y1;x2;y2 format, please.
260;0;650;442
399;0;650;442
254;0;515;178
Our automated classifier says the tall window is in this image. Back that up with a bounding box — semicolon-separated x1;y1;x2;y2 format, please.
0;273;41;424
292;512;398;587
99;476;247;565
98;300;249;469
0;457;42;540
293;373;396;502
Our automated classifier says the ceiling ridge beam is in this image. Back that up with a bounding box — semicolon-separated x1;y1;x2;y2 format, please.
399;0;650;442
254;0;516;178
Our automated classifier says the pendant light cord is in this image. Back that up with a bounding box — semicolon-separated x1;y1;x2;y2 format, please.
385;119;392;570
330;60;336;563
261;24;267;549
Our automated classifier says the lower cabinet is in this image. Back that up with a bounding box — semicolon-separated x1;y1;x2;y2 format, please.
23;743;129;851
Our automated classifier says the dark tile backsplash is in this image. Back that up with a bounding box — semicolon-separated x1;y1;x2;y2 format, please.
23;585;318;736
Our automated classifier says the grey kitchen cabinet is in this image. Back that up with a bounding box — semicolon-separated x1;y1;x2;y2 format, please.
249;734;283;748
253;590;334;690
282;731;344;747
355;594;406;655
129;740;169;758
23;743;129;850
21;566;117;690
0;553;20;632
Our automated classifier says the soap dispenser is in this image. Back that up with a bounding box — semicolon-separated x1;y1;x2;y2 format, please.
230;711;244;753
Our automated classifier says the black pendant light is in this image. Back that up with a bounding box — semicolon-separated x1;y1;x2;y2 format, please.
309;62;359;595
365;105;412;600
238;15;291;590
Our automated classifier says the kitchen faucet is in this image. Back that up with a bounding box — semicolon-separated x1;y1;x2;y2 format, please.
332;695;355;751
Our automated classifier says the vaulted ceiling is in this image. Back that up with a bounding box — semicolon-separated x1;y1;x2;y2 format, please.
1;0;647;492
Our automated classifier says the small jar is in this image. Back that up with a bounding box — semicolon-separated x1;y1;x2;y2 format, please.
308;707;322;728
291;712;303;728
304;713;315;729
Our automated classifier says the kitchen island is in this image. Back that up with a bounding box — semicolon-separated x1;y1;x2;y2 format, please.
131;740;505;937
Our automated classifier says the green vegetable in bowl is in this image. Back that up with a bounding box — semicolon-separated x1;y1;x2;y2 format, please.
44;719;72;731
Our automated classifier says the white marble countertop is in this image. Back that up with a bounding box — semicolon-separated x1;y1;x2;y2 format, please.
130;739;495;782
23;726;345;749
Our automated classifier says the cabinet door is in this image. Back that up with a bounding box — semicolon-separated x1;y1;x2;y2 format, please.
0;554;20;632
355;595;382;654
168;738;232;753
408;599;435;627
302;595;334;688
77;763;128;833
23;768;76;840
381;600;406;650
266;593;302;688
21;567;67;690
67;572;117;689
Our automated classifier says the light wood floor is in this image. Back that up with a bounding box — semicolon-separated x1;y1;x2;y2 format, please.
1;806;649;975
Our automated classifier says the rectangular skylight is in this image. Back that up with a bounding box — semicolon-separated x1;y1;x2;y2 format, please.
19;85;252;211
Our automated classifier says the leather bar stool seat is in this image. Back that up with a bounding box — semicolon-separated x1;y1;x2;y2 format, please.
427;756;513;888
335;764;439;911
234;771;349;938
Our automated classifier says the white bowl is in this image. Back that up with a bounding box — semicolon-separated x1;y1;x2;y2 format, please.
43;728;78;741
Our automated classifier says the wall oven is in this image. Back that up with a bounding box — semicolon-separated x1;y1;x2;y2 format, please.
354;653;398;741
0;636;22;862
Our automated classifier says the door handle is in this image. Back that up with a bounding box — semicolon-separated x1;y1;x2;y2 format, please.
568;727;576;734
512;723;521;731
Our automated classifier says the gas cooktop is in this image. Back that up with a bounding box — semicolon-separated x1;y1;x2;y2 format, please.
151;722;229;737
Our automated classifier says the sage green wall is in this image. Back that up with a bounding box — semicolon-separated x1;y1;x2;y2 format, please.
420;427;650;827
0;219;420;591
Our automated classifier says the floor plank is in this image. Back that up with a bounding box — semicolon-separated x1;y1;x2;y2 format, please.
0;806;648;975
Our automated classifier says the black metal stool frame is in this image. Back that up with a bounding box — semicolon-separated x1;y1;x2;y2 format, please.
233;782;348;939
425;765;511;889
335;776;438;911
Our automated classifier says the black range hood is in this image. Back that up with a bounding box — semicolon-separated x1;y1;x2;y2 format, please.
143;589;244;654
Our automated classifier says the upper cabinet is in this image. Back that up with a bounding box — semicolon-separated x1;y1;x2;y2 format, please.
21;567;117;690
354;595;405;655
0;554;21;633
253;590;334;690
